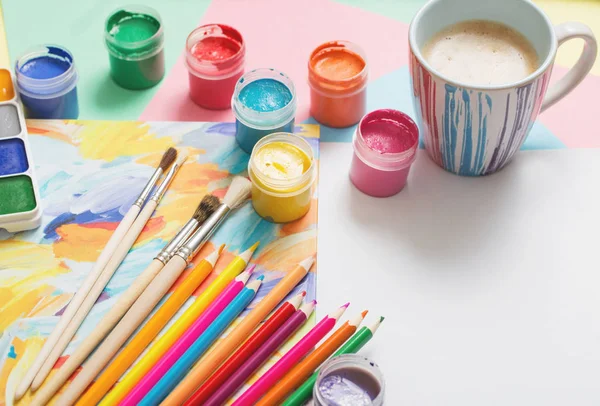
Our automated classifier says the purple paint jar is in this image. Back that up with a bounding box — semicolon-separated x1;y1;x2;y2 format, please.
314;354;385;406
349;109;419;197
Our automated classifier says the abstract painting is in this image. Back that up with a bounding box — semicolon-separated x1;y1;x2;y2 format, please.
0;120;319;405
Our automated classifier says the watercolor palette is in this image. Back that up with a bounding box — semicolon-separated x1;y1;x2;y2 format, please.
0;68;41;232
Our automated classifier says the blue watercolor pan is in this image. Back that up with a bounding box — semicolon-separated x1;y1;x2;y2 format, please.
0;138;29;176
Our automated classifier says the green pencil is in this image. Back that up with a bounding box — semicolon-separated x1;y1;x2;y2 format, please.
281;316;385;406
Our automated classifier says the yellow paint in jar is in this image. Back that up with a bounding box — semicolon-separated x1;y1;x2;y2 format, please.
248;132;315;223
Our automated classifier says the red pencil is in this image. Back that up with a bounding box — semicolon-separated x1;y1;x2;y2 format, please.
183;291;306;406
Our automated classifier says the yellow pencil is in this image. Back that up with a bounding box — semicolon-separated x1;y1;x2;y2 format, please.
98;242;259;406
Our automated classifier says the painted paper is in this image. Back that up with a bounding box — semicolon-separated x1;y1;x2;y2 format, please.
0;120;319;405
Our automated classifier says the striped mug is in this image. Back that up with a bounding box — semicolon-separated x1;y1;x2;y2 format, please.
409;0;597;176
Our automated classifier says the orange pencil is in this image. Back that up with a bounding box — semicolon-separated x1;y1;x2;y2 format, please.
161;255;315;405
256;310;368;406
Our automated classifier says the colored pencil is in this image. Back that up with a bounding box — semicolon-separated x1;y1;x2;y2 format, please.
15;148;177;401
57;245;221;406
282;316;385;406
160;255;315;405
31;151;187;396
184;291;306;406
30;196;220;406
120;268;255;406
232;303;349;406
203;300;315;406
257;310;368;405
138;277;264;406
99;243;258;406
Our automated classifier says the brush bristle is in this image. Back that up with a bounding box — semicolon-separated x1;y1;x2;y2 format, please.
223;176;252;208
194;194;221;223
159;147;178;170
174;149;188;166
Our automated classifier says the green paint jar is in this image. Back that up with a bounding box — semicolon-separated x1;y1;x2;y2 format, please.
104;5;165;90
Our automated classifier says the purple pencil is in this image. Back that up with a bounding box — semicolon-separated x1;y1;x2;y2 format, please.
203;300;316;406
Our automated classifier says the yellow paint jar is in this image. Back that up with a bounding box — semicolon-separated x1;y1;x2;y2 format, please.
248;132;316;223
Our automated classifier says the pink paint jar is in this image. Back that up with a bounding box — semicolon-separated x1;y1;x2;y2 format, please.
349;109;419;197
185;24;245;110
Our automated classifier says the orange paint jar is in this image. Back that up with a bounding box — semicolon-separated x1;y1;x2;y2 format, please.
308;41;368;128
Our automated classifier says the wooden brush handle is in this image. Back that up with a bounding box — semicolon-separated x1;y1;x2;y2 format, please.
31;201;157;392
31;259;165;406
57;255;189;405
14;205;140;401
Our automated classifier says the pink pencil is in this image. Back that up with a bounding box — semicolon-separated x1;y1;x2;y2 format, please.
120;267;255;406
232;302;349;406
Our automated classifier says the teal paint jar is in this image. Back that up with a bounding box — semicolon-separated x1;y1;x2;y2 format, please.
104;5;165;90
232;68;297;154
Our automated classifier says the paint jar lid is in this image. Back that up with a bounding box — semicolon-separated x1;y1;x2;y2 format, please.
15;45;78;99
314;354;385;406
232;68;297;130
353;109;419;171
308;41;368;98
185;24;245;79
104;5;164;61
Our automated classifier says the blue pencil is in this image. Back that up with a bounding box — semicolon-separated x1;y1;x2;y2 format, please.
138;276;264;406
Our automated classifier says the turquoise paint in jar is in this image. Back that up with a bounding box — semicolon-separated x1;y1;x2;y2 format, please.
232;68;297;154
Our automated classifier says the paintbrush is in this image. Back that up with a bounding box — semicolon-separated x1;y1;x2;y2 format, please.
55;175;253;405
30;150;187;392
30;194;220;406
14;147;177;401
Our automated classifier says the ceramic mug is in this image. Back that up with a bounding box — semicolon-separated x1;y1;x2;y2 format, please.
409;0;597;176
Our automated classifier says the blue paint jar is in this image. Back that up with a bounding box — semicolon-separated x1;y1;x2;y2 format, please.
232;68;297;154
15;45;79;119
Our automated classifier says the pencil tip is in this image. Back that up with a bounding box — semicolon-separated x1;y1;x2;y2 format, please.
218;244;226;255
246;264;256;274
257;275;265;281
342;302;350;308
380;316;385;322
361;310;369;318
312;299;317;305
301;290;307;297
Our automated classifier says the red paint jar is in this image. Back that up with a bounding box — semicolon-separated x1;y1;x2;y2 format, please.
309;41;368;128
185;24;245;110
349;109;419;197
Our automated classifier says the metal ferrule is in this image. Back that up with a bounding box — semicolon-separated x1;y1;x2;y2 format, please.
155;218;199;264
175;204;230;263
134;168;162;207
150;160;181;203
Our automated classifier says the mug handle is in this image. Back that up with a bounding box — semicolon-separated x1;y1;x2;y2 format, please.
541;22;597;113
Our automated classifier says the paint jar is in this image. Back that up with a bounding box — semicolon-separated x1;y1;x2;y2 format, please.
248;132;315;223
349;109;419;197
105;5;165;90
15;45;79;119
314;354;385;406
185;24;245;110
232;68;297;154
309;41;368;128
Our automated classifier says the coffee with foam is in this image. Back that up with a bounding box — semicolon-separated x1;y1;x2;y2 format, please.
423;20;539;86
